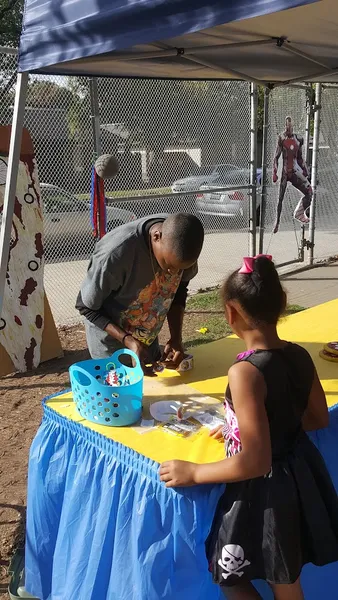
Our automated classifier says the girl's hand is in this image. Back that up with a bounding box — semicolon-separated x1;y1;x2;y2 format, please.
159;460;197;488
209;425;224;440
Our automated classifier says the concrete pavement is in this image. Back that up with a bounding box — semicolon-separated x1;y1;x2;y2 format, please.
281;263;338;308
44;228;337;325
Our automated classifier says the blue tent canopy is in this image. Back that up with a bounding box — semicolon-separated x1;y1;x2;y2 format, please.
16;0;338;85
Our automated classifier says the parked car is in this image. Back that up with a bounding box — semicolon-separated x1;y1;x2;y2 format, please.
196;168;262;224
41;183;136;261
171;163;242;193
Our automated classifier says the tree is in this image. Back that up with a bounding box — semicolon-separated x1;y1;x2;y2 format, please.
0;0;24;46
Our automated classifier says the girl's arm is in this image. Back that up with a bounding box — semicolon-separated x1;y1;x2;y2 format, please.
159;361;271;488
302;368;329;431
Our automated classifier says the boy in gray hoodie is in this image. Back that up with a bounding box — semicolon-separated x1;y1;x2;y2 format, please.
76;213;204;374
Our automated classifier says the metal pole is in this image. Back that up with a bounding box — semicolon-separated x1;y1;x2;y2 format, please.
249;83;258;256
308;83;322;265
89;78;101;158
299;86;313;263
258;87;270;253
304;87;312;165
0;72;29;320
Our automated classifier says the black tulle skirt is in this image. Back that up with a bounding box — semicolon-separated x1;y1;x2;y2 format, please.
206;434;338;587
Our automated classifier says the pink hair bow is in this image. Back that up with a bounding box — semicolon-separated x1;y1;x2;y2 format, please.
239;254;272;274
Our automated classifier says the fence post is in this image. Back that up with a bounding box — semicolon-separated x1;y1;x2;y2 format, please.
308;83;322;265
258;86;270;254
249;83;258;257
0;72;29;320
89;78;101;158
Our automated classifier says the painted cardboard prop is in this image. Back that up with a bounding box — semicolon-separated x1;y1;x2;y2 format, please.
272;116;312;234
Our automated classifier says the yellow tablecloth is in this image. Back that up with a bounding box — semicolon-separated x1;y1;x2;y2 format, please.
47;299;338;464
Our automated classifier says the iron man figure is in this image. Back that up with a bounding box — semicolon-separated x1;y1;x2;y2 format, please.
272;116;312;233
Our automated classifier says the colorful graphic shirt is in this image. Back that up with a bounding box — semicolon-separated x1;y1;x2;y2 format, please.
119;269;182;346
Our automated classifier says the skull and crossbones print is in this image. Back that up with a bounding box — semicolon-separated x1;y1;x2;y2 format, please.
218;544;250;580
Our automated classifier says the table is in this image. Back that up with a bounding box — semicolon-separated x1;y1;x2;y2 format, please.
25;300;338;600
25;391;225;600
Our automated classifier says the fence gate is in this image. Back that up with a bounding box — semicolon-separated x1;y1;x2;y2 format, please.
314;84;338;261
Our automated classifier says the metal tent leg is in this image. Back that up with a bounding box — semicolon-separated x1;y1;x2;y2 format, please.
89;78;102;158
0;72;29;319
249;83;258;257
308;83;322;265
258;87;270;254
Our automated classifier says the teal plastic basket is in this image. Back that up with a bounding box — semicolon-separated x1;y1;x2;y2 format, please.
69;349;143;427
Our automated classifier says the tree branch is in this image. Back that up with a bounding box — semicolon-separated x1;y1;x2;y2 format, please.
0;0;20;21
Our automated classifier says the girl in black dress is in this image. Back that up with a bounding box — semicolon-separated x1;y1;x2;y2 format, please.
159;255;338;600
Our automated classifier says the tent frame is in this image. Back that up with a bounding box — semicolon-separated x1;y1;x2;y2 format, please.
0;42;325;318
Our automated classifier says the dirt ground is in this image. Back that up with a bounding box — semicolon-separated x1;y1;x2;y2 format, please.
0;310;227;597
0;326;89;597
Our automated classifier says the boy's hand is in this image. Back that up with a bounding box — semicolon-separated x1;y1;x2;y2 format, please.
124;336;156;376
161;338;184;369
159;460;197;488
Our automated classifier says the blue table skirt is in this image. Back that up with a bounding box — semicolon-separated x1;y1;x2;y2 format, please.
25;402;338;600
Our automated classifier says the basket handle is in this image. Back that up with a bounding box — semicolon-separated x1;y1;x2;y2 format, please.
69;364;96;386
110;349;142;374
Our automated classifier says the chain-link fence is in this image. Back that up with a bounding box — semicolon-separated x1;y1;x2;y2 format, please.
315;85;338;260
1;48;254;325
3;47;337;327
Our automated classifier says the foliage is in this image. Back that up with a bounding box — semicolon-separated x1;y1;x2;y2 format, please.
0;0;23;46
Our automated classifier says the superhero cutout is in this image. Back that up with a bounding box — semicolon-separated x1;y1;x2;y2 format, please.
272;116;312;233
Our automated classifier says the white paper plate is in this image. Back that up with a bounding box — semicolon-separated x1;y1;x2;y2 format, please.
149;400;182;422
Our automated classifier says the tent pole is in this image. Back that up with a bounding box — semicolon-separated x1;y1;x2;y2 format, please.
0;72;29;320
280;69;338;87
112;39;273;61
304;86;312;165
308;83;322;265
249;83;258;257
89;78;101;158
258;86;270;254
280;44;331;71
182;54;266;87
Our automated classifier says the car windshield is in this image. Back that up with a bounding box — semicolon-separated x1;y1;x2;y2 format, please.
198;166;216;176
216;169;247;185
42;188;87;213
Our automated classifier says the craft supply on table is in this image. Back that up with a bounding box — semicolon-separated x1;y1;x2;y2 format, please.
324;342;338;356
194;411;224;430
157;353;194;373
160;417;202;438
319;342;338;363
176;354;194;373
69;349;143;427
150;400;185;422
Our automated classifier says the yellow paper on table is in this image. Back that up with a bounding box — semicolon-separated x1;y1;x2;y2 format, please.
46;374;226;465
47;300;338;465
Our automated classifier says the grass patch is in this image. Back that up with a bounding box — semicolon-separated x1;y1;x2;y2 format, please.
284;304;306;316
76;187;171;202
183;288;305;348
186;288;222;312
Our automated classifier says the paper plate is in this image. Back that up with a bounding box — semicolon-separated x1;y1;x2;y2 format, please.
324;342;338;357
319;349;338;363
149;400;183;422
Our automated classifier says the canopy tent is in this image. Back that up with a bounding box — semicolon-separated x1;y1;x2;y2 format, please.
0;0;333;319
18;0;338;85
